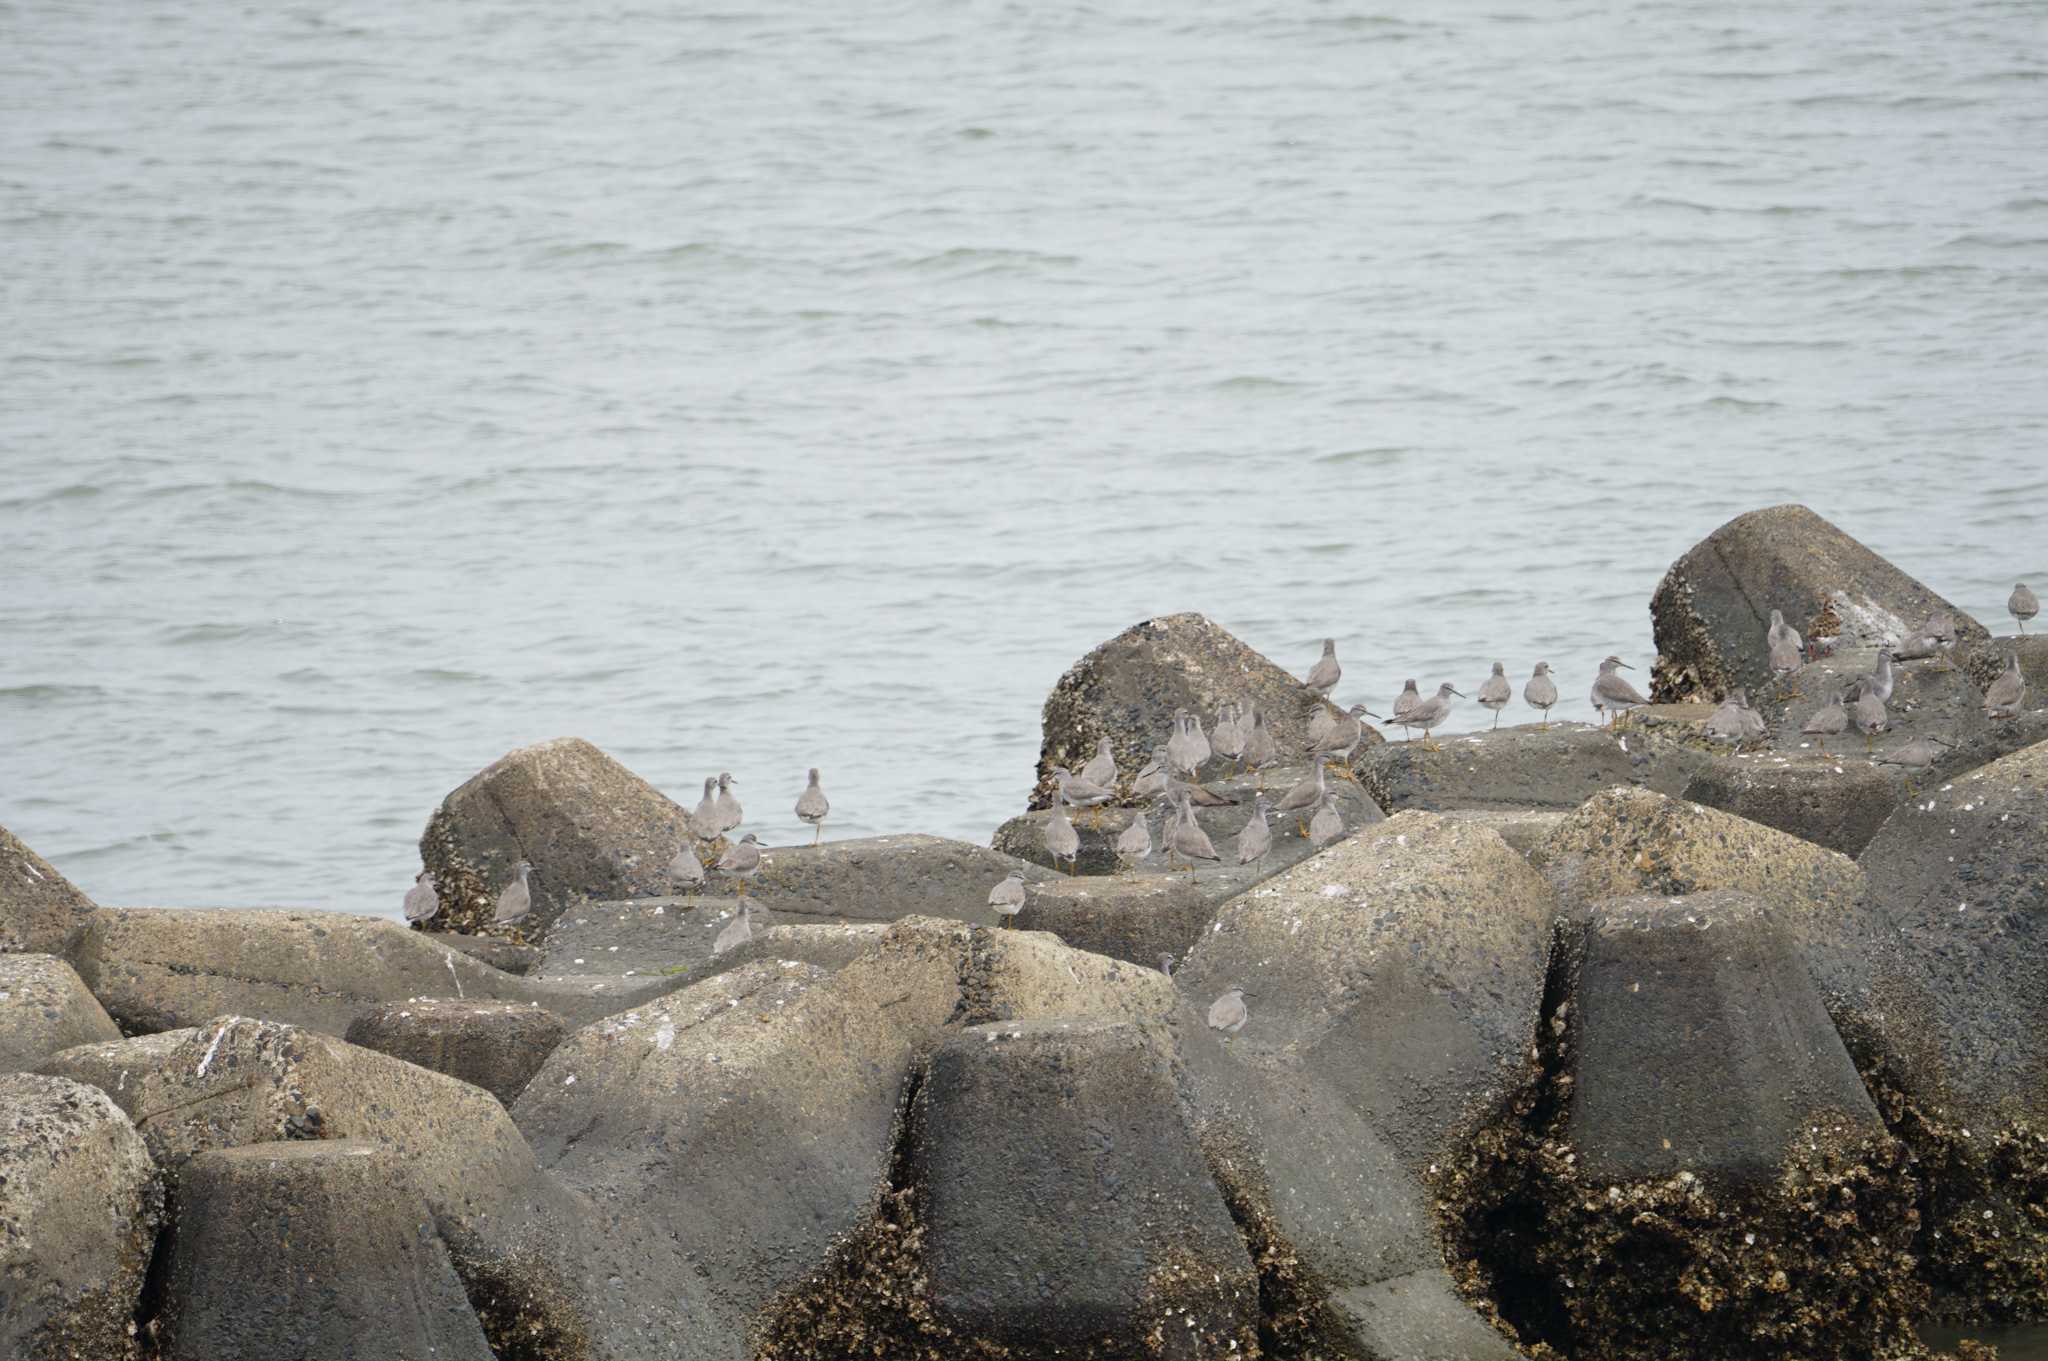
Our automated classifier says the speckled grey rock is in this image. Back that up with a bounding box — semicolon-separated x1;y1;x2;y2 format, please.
1857;736;2048;1128
1331;1271;1522;1361
1177;811;1557;1173
156;1141;494;1361
1012;873;1212;969
0;953;120;1072
908;1019;1260;1351
1029;613;1377;811
345;999;567;1107
994;761;1382;898
515;917;1177;1343
720;834;1057;926
1649;504;1985;703
418;736;694;942
540;897;894;983
422;931;545;975
0;1073;162;1361
1560;891;1885;1189
71;906;683;1037
1676;750;1904;855
1356;721;1701;814
1433;808;1568;858
0;823;96;959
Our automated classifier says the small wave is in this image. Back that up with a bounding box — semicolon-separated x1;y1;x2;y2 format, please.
1315;447;1408;467
1211;375;1307;392
0;683;108;703
0;482;104;509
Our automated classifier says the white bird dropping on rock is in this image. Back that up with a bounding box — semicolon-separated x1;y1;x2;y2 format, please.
1304;638;1341;696
1524;662;1559;730
1207;987;1249;1033
402;871;439;924
494;861;533;924
794;768;829;845
2011;583;2038;634
987;869;1026;926
715;773;743;834
1477;662;1511;729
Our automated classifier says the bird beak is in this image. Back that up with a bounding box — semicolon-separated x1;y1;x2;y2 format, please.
1450;688;1467;697
1618;661;1635;670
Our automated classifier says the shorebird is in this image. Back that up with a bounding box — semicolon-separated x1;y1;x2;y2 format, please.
1305;701;1337;751
1308;793;1344;848
711;900;754;956
1705;693;1751;744
1212;702;1247;770
1852;652;1897;706
1390;680;1421;738
1878;734;1953;775
794;768;829;845
494;861;533;925
1186;712;1212;769
1080;736;1119;792
1590;657;1650;729
1307;703;1374;776
2011;584;2038;634
1157;953;1176;978
1167;792;1221;877
667;844;707;887
1052;766;1118;825
402;871;439;924
715;833;766;896
988;869;1027;926
1524;662;1559;730
1983;653;2027;719
1476;662;1511;729
1801;693;1848;755
1241;707;1279;784
1272;760;1327;834
1769;636;1803;697
1166;710;1201;776
1851;690;1888;752
689;776;722;842
1133;747;1171;802
1169;776;1237;808
715;773;743;835
1207;987;1249;1033
1735;689;1769;741
1767;609;1803;661
1234;796;1273;869
1043;803;1081;875
1114;809;1154;872
1383;682;1463;751
1892;632;1942;663
1304;639;1341;696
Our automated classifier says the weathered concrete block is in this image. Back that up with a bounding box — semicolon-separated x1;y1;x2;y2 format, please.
344;999;566;1107
1358;721;1698;814
0;1073;161;1361
1177;811;1556;1172
540;897;893;981
1012;873;1211;969
1561;891;1884;1187
1030;612;1373;810
0;953;120;1072
726;833;1056;926
1677;752;1902;856
1;823;96;958
157;1141;493;1361
419;736;694;941
909;1020;1260;1352
71;906;680;1038
1649;503;1985;703
1330;1271;1521;1361
421;931;544;976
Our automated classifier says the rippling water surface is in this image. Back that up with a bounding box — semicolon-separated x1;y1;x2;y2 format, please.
2;0;2044;921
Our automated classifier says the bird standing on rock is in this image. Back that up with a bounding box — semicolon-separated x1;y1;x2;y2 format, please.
1133;748;1171;802
1802;693;1848;755
712;900;754;956
1168;792;1221;877
1851;690;1888;752
1114;809;1154;872
1307;703;1374;775
1769;636;1804;697
1043;803;1080;876
494;861;533;925
667;843;707;887
988;870;1027;926
1524;662;1559;730
1308;793;1345;848
1391;680;1421;736
794;768;830;845
1166;710;1200;777
1705;692;1753;744
402;871;439;925
1212;702;1247;771
715;773;743;835
1241;707;1279;783
1234;796;1273;869
1272;760;1327;834
2012;584;2038;634
1590;657;1650;729
1767;609;1804;662
1983;653;2027;719
1305;639;1341;696
1850;652;1897;707
715;833;765;896
689;776;722;842
1477;662;1511;729
1052;766;1117;825
1079;736;1119;793
1383;682;1463;750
